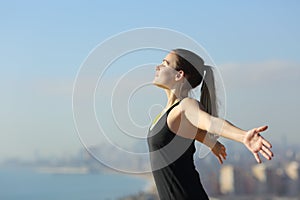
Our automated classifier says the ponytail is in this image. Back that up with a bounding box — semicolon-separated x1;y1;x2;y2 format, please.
172;49;219;117
200;66;218;117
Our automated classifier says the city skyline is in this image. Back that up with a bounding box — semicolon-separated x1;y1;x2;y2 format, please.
1;139;299;199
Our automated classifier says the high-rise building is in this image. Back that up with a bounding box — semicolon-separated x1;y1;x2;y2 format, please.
285;161;300;196
252;164;288;195
219;165;245;195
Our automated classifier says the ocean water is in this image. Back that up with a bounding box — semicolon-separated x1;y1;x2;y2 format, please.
0;167;147;200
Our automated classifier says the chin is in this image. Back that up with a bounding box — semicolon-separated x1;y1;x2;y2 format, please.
153;80;169;89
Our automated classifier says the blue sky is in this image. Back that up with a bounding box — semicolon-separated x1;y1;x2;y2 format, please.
0;0;299;161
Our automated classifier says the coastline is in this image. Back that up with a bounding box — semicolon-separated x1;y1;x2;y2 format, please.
119;173;159;200
133;173;157;194
36;166;89;174
0;167;152;200
35;165;158;198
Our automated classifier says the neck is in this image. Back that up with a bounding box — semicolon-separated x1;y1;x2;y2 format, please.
164;88;188;108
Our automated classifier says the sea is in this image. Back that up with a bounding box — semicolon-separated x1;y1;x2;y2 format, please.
0;167;147;200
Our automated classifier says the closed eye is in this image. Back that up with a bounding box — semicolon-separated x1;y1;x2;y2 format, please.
162;59;170;66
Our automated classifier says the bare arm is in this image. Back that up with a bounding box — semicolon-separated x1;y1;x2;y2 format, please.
209;117;246;142
182;98;245;141
181;98;273;163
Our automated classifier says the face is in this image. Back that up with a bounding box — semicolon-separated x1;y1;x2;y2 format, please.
153;52;181;89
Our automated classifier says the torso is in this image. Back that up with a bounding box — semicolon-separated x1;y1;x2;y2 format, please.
147;100;209;199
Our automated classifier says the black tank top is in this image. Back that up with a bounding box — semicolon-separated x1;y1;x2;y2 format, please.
147;101;209;200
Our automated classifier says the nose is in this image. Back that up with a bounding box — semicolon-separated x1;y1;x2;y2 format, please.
155;65;160;71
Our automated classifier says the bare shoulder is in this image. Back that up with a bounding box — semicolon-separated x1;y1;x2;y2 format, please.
181;97;198;104
177;97;210;135
180;97;204;111
167;98;200;138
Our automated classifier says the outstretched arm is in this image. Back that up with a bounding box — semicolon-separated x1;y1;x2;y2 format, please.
181;98;273;163
210;118;273;163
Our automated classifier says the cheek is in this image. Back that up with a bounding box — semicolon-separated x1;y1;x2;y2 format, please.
163;66;177;76
160;69;175;81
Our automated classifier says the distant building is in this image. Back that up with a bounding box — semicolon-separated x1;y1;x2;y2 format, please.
285;161;300;196
252;164;288;196
220;165;234;194
252;164;268;194
219;165;246;195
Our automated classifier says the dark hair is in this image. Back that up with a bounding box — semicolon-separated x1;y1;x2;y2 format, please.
173;49;204;88
172;49;218;117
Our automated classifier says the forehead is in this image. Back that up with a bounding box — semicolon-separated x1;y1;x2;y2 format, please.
164;52;177;64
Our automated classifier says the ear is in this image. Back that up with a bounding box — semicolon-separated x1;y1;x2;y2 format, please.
175;70;185;81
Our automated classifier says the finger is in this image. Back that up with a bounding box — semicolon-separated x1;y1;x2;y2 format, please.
262;138;272;148
256;125;268;132
221;151;227;159
221;153;226;160
259;149;271;160
262;145;274;158
254;153;261;163
218;155;223;165
222;147;227;155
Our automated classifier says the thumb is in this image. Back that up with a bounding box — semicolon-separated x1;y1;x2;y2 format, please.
256;125;268;133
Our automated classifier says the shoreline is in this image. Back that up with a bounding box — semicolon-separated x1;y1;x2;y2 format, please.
33;165;158;197
130;173;157;194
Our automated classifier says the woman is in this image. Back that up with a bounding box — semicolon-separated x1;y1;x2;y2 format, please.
147;49;273;200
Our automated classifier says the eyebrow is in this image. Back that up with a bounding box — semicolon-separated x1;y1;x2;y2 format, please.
162;59;170;65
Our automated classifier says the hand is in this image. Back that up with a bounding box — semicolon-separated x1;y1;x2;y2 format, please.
243;125;273;163
211;141;227;164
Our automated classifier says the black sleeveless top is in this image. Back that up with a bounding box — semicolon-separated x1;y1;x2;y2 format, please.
147;101;209;200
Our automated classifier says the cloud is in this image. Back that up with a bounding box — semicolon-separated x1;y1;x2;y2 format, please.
218;60;300;89
28;60;299;98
